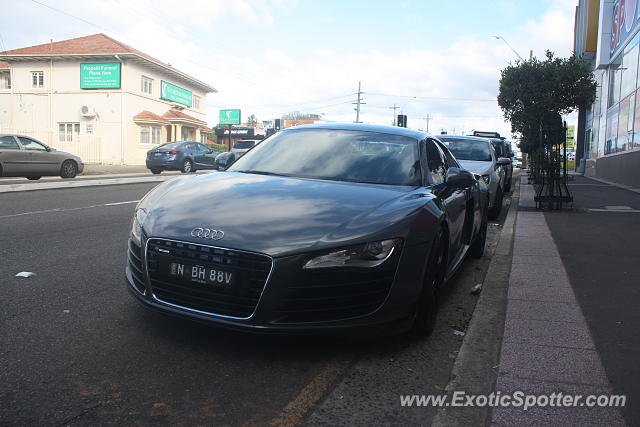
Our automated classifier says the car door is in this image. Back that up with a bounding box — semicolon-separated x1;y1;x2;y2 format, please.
195;143;216;169
0;135;27;176
424;138;468;267
17;136;59;175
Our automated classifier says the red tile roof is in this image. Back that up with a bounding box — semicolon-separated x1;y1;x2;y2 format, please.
0;62;8;69
133;110;169;123
0;34;216;92
162;109;207;125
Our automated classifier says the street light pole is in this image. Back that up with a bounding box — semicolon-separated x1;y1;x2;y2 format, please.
491;35;525;62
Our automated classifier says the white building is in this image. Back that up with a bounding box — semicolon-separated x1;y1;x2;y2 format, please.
0;33;216;165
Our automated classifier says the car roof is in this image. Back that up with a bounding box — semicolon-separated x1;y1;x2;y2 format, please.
282;123;430;140
436;134;492;143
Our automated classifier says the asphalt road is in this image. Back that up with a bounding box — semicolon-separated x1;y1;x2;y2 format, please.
0;181;512;426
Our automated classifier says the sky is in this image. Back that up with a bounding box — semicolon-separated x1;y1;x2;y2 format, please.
0;0;578;138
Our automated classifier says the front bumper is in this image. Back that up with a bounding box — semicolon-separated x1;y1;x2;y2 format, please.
125;237;431;336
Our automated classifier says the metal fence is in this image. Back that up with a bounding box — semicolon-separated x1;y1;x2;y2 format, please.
0;127;103;164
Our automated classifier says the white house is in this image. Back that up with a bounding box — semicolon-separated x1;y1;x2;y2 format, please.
0;33;217;165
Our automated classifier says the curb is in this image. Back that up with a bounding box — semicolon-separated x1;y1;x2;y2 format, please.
431;174;519;426
0;175;173;193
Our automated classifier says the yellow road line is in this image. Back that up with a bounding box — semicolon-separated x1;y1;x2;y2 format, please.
269;356;354;427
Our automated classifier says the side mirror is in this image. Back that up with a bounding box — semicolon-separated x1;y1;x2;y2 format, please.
46;147;52;152
497;157;511;166
445;167;475;187
507;151;515;157
215;152;235;170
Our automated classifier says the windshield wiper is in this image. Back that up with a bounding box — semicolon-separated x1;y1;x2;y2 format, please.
234;170;284;176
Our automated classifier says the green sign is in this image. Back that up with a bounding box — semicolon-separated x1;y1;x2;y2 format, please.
80;63;121;89
219;109;241;125
567;125;576;150
161;81;193;107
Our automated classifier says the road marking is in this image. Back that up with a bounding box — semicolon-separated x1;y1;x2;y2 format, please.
588;208;640;213
0;200;141;219
104;200;140;206
269;357;354;427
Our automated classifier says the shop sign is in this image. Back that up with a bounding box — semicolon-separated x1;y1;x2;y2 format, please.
80;63;121;89
161;81;193;107
219;109;241;125
611;0;640;58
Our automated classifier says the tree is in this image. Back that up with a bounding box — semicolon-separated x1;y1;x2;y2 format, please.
497;51;597;154
246;114;258;127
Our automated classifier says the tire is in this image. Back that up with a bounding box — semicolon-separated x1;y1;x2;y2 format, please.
488;186;503;220
470;203;488;258
181;159;193;173
60;160;77;178
412;229;446;336
27;176;41;181
150;169;162;175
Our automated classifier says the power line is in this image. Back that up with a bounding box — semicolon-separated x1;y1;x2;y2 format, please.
367;92;497;102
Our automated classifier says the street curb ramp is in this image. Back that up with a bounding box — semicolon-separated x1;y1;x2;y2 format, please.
431;175;519;426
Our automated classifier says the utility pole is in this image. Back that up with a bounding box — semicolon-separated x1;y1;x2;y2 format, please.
424;114;432;133
353;81;365;123
389;104;399;126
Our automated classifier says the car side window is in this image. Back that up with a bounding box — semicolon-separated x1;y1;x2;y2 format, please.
425;139;446;185
492;140;504;157
197;143;209;153
18;137;47;151
0;136;19;150
184;143;196;152
435;140;460;168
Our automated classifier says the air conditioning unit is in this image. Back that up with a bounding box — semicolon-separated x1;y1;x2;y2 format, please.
80;105;96;117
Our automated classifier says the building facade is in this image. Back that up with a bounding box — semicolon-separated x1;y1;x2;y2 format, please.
575;0;640;187
0;34;216;165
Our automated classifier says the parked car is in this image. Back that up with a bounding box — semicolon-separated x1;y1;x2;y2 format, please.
126;123;489;337
214;151;236;170
487;138;514;192
437;135;509;219
231;139;261;157
146;141;219;174
0;134;84;180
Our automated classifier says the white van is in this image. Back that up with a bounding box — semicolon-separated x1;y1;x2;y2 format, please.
231;139;261;157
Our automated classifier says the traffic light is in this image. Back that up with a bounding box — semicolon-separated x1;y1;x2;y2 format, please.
274;119;281;131
397;114;407;128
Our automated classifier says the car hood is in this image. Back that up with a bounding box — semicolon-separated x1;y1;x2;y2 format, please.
458;160;493;175
142;172;433;257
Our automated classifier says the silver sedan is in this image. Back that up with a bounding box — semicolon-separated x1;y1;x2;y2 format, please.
436;135;510;219
0;134;84;180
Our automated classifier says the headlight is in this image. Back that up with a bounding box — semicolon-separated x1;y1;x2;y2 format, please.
303;239;401;269
481;175;491;185
130;208;148;246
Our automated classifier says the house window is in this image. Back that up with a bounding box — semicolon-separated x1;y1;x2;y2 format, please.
193;94;201;109
140;125;161;144
141;76;153;94
58;123;80;142
0;72;10;89
31;71;44;89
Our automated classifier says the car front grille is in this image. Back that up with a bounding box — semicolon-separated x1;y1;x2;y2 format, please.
273;268;396;323
145;238;272;319
128;239;146;294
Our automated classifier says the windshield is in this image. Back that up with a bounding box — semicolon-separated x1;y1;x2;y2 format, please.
439;138;492;161
234;141;257;149
228;129;422;186
158;142;183;150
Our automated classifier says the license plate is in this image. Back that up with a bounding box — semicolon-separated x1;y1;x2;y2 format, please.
153;152;162;157
167;262;235;286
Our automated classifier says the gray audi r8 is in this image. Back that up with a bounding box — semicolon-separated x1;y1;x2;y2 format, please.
126;123;489;336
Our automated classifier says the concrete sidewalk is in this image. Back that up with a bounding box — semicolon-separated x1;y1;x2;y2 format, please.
490;175;627;426
82;164;149;175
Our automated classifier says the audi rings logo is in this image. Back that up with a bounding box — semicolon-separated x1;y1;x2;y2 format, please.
190;227;225;240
